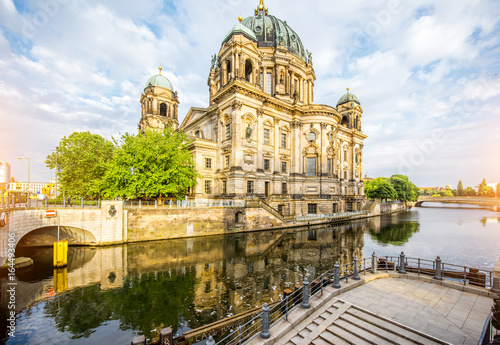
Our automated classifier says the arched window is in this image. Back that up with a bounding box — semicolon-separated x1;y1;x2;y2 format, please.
160;103;167;117
357;116;361;130
341;115;349;127
245;60;253;83
226;60;232;82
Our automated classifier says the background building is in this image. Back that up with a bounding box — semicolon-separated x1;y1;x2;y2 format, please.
0;159;11;190
139;1;367;216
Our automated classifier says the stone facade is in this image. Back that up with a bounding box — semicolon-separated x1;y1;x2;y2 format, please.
140;1;367;217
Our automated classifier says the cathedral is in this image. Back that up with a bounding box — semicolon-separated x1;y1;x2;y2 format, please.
138;1;367;216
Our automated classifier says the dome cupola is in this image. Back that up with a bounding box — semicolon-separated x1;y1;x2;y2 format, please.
337;88;361;107
239;0;308;62
146;67;174;91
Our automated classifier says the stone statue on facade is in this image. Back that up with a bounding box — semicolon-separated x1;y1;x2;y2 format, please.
246;123;255;139
211;54;217;70
306;50;313;65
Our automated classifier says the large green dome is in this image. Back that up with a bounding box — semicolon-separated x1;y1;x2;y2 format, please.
337;89;361;107
146;74;173;91
240;8;307;62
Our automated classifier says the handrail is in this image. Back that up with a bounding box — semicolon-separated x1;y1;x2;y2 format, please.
197;253;495;345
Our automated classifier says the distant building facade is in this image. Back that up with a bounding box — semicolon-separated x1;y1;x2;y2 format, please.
138;1;367;216
0;159;10;190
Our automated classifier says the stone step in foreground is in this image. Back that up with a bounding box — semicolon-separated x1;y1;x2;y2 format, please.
276;299;449;345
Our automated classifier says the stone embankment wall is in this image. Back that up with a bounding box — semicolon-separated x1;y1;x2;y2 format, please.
127;207;281;242
371;202;406;215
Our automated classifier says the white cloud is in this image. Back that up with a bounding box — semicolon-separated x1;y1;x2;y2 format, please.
0;0;499;186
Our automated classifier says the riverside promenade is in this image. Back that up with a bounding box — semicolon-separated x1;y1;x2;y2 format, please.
248;272;495;345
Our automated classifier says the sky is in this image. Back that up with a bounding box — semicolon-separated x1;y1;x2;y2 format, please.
0;0;499;188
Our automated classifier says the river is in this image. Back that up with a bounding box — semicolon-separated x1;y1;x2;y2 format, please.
1;203;499;344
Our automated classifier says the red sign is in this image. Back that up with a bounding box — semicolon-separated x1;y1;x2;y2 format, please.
45;210;57;218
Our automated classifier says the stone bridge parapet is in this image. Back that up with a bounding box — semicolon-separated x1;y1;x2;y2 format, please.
0;201;126;265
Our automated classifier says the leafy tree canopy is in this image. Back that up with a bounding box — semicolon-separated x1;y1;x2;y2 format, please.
45;132;114;198
497;183;500;198
103;129;199;201
366;179;397;201
457;180;464;196
478;178;492;197
465;187;477;196
389;175;415;202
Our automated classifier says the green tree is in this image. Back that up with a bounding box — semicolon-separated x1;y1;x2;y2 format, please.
478;178;490;197
497;183;500;198
389;174;413;202
410;182;420;202
465;187;477;196
443;189;454;197
103;129;199;201
366;179;397;201
457;180;464;196
45;132;115;198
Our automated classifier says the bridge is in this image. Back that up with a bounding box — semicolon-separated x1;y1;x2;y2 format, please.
415;196;500;208
0;201;127;265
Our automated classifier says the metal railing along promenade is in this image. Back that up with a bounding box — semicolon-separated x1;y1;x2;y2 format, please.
193;252;496;345
295;210;367;221
123;199;246;208
0;198;101;209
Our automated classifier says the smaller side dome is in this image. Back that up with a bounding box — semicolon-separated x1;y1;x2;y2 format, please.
337;88;360;107
222;22;258;44
146;74;173;92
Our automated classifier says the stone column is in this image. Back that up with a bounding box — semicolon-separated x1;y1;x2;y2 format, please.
231;53;235;79
274;117;280;174
257;108;264;171
232;101;243;170
320;123;327;181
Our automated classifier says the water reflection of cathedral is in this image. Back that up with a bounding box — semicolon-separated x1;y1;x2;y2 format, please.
138;0;367;215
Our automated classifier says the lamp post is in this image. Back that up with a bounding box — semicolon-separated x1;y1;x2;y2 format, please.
17;157;30;194
51;147;58;199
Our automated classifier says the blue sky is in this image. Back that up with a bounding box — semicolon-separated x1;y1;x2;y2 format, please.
0;0;499;188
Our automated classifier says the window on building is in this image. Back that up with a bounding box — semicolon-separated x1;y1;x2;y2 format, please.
282;182;287;195
332;203;337;213
327;158;331;176
278;204;284;215
205;180;212;194
308;132;316;141
308;203;317;214
205;158;212;169
226;123;231;139
222;180;227;194
260;72;264;89
344;149;347;161
307;157;316;176
280;133;287;148
344;170;348;180
264;128;270;145
195;130;201;138
281;161;287;173
224;155;230;168
247;180;254;194
266;72;272;95
329;133;333;142
264;159;270;171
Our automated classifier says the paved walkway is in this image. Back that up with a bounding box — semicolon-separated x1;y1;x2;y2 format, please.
249;273;494;345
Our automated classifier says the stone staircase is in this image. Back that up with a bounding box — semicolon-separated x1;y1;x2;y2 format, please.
279;299;450;345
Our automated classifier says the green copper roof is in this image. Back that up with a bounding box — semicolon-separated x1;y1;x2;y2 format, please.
223;22;258;44
146;74;173;91
241;14;307;62
337;90;361;107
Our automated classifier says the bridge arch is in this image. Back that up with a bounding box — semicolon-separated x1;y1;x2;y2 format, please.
17;226;98;248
